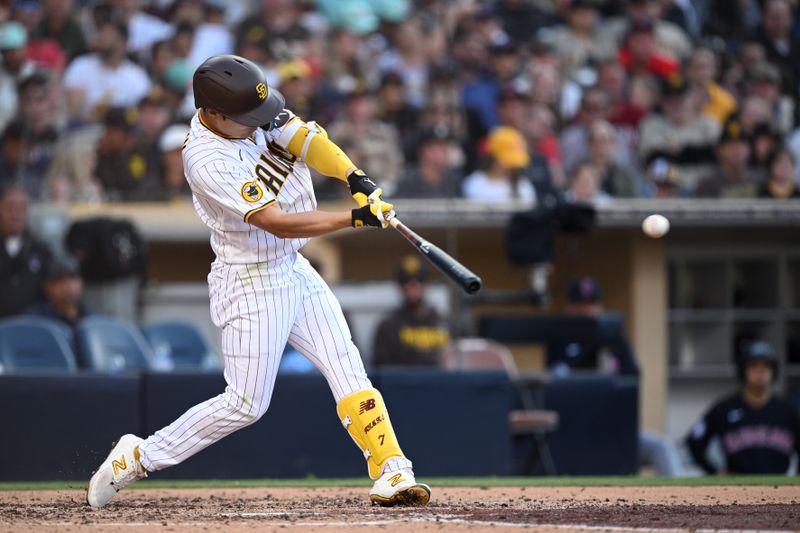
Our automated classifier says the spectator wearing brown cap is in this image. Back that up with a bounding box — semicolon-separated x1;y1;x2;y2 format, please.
94;107;162;202
236;0;309;64
234;21;275;80
372;256;450;368
758;145;800;199
638;74;720;190
696;116;758;198
462;126;536;204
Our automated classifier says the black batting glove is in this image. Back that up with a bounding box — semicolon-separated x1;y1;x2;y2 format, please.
347;169;383;208
351;201;395;229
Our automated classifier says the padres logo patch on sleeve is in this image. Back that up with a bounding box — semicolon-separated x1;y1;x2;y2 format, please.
241;181;264;203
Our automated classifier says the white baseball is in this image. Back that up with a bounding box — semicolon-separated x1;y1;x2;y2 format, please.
642;214;670;238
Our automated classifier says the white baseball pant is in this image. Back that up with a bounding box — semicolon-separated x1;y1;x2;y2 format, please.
137;253;391;471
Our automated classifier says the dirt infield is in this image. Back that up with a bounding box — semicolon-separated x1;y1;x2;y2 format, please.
1;485;799;532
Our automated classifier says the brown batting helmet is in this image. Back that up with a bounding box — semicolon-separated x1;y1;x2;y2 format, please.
193;55;285;127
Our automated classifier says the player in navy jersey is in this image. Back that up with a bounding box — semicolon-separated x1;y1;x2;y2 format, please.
687;341;800;474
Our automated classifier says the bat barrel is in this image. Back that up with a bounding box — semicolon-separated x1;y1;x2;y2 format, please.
389;216;482;295
423;242;482;294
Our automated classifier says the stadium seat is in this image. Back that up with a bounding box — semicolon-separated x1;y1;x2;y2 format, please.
0;317;78;373
142;320;220;370
442;337;559;475
77;316;157;372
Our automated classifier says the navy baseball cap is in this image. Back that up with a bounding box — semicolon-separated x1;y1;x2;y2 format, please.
568;277;602;303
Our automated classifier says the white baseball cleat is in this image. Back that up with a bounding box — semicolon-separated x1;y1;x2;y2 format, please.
369;467;431;507
87;434;147;508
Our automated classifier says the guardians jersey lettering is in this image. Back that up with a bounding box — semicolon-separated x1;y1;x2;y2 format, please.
182;110;315;264
686;393;800;474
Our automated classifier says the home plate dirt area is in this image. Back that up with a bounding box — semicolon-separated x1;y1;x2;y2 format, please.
1;485;799;532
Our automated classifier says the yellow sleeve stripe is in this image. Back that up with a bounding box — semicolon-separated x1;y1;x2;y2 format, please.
244;199;276;223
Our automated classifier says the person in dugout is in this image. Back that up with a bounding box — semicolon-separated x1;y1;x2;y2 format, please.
686;341;800;474
372;256;450;367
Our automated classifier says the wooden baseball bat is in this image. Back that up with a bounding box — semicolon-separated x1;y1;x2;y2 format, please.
389;217;482;294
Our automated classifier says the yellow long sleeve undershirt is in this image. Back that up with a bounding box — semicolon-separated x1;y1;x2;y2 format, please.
286;123;356;182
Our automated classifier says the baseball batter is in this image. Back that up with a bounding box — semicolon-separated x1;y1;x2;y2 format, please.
87;55;430;508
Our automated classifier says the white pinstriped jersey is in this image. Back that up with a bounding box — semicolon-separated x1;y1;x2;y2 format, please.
137;108;415;481
183;110;316;264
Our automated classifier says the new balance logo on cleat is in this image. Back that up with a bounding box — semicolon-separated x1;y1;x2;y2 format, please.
111;456;127;476
369;467;431;507
87;434;147;508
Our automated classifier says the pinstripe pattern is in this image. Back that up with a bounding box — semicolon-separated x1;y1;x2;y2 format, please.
137;110;411;476
183;111;313;265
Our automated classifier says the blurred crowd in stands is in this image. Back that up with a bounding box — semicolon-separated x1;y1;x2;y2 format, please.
0;0;798;205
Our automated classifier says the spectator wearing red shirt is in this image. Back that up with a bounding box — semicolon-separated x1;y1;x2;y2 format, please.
618;19;679;81
597;59;647;128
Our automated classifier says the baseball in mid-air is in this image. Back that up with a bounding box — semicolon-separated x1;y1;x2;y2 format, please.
642;214;670;238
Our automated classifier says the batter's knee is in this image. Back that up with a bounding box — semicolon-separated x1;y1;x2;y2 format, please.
222;389;271;426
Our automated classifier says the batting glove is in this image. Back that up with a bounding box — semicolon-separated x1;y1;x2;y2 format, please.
348;169;383;208
352;200;396;229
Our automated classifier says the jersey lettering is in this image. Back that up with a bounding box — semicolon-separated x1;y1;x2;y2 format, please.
255;153;289;196
268;140;296;165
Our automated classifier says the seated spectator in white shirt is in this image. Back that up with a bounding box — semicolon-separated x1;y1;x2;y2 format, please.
462;126;536;205
63;20;151;124
564;161;613;208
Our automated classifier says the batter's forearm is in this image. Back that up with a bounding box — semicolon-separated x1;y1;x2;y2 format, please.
249;205;351;238
287;127;356;181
